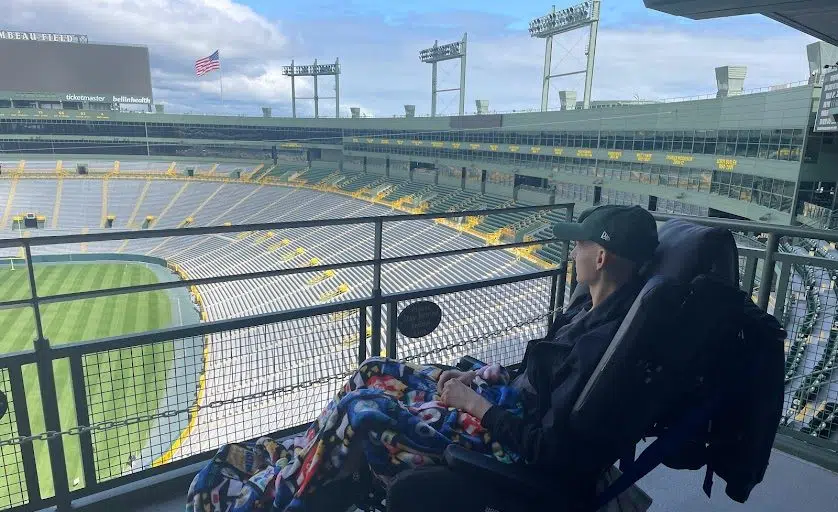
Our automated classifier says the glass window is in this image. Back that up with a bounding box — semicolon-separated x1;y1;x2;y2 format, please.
757;130;772;159
704;130;717;155
631;135;643;151
662;131;674;152
671;131;683;153
652;131;663;151
681;130;694;153
735;139;748;157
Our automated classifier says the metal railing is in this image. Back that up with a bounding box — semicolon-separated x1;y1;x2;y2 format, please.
0;206;837;511
0;203;573;511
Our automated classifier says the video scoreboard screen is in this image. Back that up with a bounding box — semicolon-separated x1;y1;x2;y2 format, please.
0;32;152;104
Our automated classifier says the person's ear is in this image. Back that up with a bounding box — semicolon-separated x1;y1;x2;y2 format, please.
595;247;607;270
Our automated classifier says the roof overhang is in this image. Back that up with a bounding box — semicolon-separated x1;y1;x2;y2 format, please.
643;0;838;47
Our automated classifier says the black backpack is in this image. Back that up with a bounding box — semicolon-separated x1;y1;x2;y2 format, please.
658;286;787;502
598;276;786;508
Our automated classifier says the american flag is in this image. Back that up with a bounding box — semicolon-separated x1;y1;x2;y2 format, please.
195;50;221;76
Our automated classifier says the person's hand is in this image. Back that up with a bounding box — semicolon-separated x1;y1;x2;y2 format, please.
440;379;493;420
475;363;503;384
438;369;476;388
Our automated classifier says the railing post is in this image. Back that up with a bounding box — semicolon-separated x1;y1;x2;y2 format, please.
69;354;98;489
741;254;758;296
8;364;42;507
772;260;792;321
555;204;573;314
548;272;559;331
357;308;367;364
757;233;779;311
386;302;398;359
370;220;383;357
24;243;71;509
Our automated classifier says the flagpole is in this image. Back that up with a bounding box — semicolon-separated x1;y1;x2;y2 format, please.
219;51;223;108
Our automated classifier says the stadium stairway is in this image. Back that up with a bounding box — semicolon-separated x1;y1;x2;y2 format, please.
472;196;535;235
123;180;152;229
339;174;384;194
272;162;309;181
100;178;109;228
50;177;63;228
294;165;337;185
0;178;17;228
385;181;435;207
144;183;228;255
149;182;191;227
426;188;478;213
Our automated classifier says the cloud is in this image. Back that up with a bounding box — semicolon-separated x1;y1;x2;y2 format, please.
2;1;819;117
3;0;304;115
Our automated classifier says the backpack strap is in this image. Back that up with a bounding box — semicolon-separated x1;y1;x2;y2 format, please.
593;397;718;510
703;459;715;497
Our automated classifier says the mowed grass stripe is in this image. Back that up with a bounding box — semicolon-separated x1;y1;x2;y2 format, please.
0;267;29;300
40;265;96;345
75;265;123;343
89;268;174;480
87;265;133;478
0;263;176;502
0;308;36;353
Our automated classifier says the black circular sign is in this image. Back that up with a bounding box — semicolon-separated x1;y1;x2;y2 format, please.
397;301;442;339
0;391;7;421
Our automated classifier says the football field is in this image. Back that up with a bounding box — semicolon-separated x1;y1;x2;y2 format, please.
0;262;174;506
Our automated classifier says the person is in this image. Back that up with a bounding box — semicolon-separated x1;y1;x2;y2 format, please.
438;204;659;462
186;204;659;512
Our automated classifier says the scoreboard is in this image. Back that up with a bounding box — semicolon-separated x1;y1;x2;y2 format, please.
0;34;152;104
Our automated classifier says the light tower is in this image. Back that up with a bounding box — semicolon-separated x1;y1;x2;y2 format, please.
281;58;341;118
529;1;600;111
419;33;467;117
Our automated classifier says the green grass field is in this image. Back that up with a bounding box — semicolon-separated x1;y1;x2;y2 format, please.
0;263;174;507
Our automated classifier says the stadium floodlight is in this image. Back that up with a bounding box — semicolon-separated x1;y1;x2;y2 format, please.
528;1;595;37
419;41;465;63
529;1;600;111
281;58;341;118
419;34;468;117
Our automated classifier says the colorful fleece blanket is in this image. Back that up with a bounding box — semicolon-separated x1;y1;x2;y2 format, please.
186;357;523;512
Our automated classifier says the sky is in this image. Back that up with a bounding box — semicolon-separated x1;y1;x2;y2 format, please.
3;0;820;118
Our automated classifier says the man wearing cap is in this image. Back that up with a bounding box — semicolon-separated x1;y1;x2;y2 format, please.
438;205;660;479
188;205;659;512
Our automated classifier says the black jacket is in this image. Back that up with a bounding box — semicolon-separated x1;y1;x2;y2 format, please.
480;278;643;474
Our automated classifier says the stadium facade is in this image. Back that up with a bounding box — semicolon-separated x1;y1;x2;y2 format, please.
1;43;837;231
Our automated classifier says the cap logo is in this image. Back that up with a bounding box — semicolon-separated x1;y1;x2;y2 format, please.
600;231;611;241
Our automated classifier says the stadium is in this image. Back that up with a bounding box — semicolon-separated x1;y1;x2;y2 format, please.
1;1;838;511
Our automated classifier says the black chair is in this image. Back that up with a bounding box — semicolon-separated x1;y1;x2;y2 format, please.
374;219;744;512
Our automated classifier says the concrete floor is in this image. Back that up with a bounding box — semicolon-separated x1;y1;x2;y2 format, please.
130;446;838;512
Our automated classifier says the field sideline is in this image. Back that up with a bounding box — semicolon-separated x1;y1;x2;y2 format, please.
0;262;174;507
